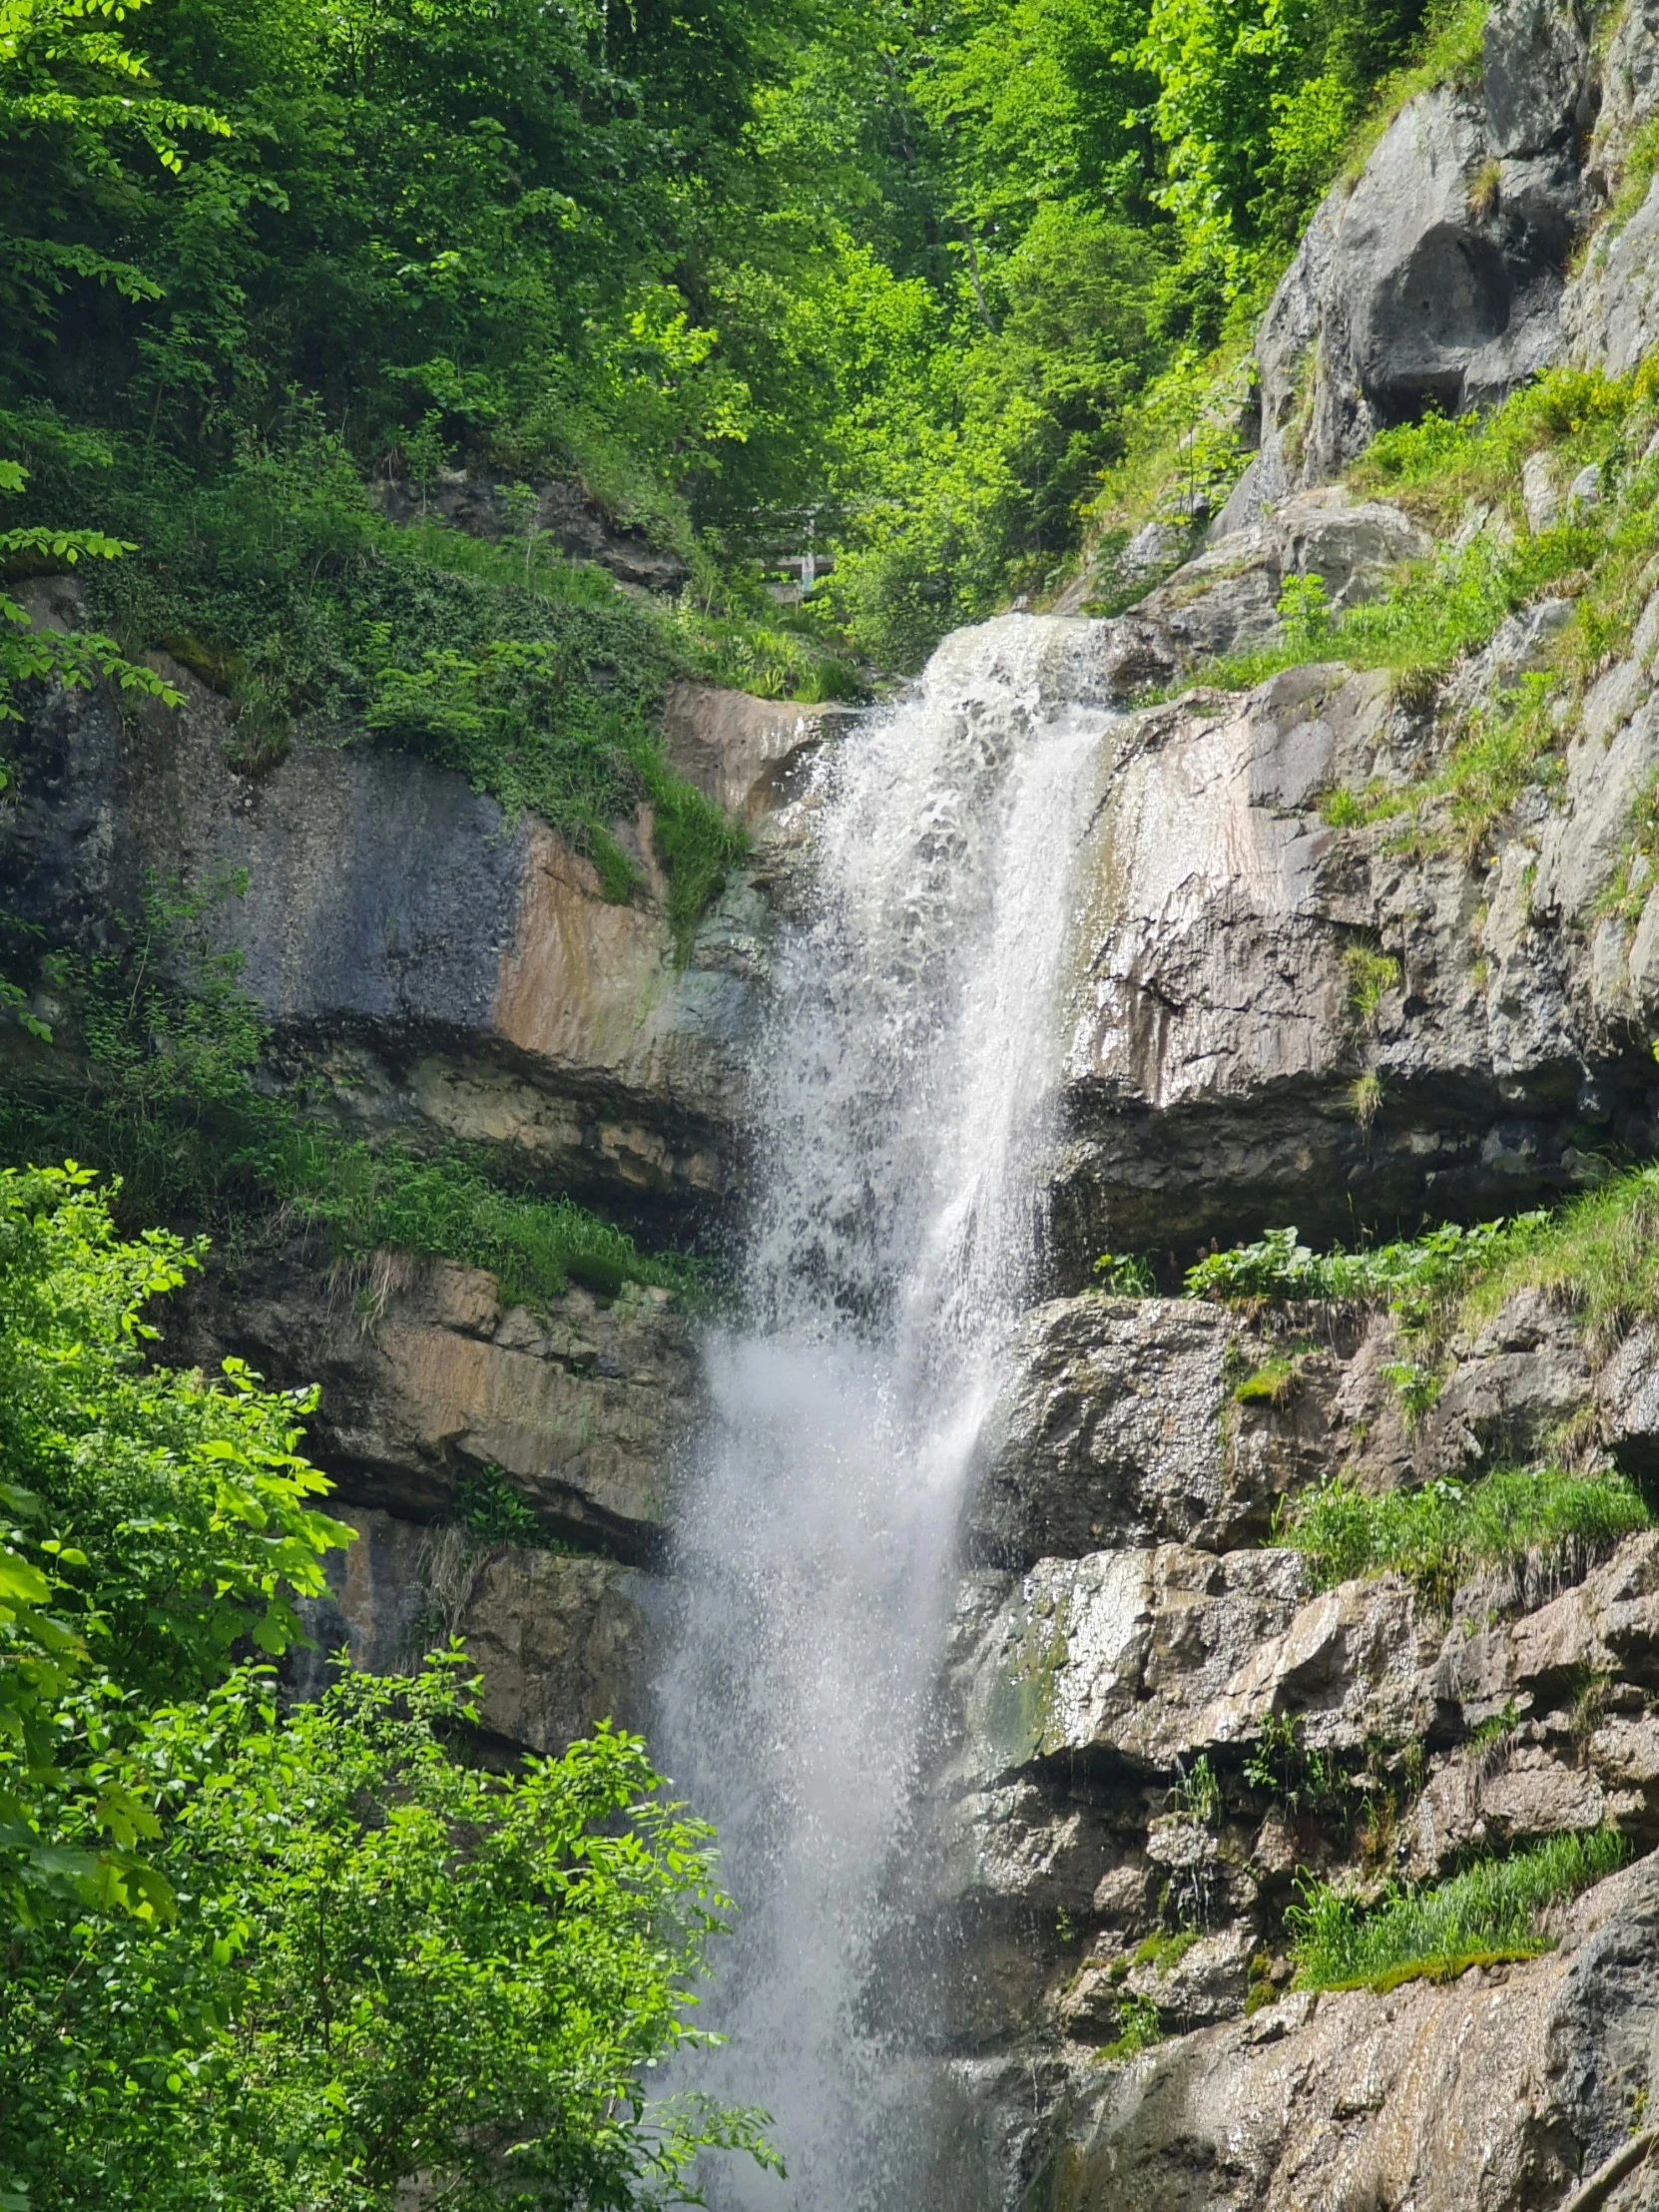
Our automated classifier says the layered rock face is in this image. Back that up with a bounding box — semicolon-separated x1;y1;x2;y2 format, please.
930;1290;1659;2210
0;653;832;1217
1050;645;1659;1260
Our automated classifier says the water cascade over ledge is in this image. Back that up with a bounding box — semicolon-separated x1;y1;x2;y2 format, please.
655;616;1122;2209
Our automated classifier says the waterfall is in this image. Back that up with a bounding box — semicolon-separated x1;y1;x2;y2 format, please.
654;615;1119;2209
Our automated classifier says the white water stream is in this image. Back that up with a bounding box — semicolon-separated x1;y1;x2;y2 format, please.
655;616;1116;2209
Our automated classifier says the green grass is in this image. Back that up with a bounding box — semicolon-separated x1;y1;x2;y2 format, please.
1457;1163;1659;1354
1605;115;1659;237
261;1127;699;1308
1279;1464;1653;1606
1186;1168;1659;1356
1166;362;1659;854
1287;1829;1630;1991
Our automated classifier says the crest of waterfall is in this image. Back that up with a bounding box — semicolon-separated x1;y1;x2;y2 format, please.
655;615;1122;2210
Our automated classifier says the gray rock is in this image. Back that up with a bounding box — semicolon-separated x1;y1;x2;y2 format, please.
1524;448;1563;531
1253;36;1589;497
0;675;761;1211
180;1246;696;1553
1275;487;1433;609
1484;0;1590;160
1019;1851;1659;2211
291;1503;656;1754
1134;529;1283;663
967;1299;1246;1565
1599;1325;1659;1477
1131;492;1429;670
951;1545;1313;1782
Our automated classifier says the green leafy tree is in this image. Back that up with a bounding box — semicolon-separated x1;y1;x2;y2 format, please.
0;1661;778;2211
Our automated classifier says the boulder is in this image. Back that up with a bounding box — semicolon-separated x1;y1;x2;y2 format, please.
967;1299;1244;1564
660;681;858;824
951;1545;1313;1780
1251;0;1591;499
1134;493;1431;670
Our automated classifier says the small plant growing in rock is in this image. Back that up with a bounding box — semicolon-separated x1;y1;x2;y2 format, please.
1233;1355;1300;1407
1466;159;1502;222
1381;1356;1439;1418
1277;570;1332;654
1096;1993;1162;2062
1168;1753;1223;1828
1343;943;1400;1031
1243;1712;1348;1820
1094;1251;1154;1295
1286;1828;1629;1993
1349;1069;1383;1136
456;1463;562;1553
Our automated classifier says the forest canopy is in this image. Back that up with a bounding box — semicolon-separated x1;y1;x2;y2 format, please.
0;0;1446;674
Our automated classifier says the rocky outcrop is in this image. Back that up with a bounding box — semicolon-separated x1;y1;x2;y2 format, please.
1047;630;1659;1259
0;653;800;1215
180;1246;696;1557
660;682;856;824
924;1266;1659;2202
1129;488;1433;667
1240;0;1596;516
1010;1849;1659;2211
373;467;690;592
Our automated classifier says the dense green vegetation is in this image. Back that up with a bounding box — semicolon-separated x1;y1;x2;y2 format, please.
0;1164;769;2208
1287;1829;1629;1991
0;0;1470;732
1173;1164;1659;1348
1280;1464;1653;1606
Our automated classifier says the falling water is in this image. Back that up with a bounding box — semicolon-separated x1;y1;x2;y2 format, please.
654;616;1119;2209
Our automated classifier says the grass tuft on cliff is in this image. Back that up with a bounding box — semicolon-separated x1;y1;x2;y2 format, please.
1455;1163;1659;1354
1183;1167;1659;1354
1287;1828;1630;1993
1279;1465;1653;1608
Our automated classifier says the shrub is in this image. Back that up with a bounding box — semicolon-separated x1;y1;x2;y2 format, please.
1185;1217;1542;1329
1096;1992;1163;2060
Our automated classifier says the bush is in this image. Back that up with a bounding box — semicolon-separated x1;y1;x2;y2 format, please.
1185;1217;1542;1329
0;1660;778;2210
1288;1829;1630;1991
